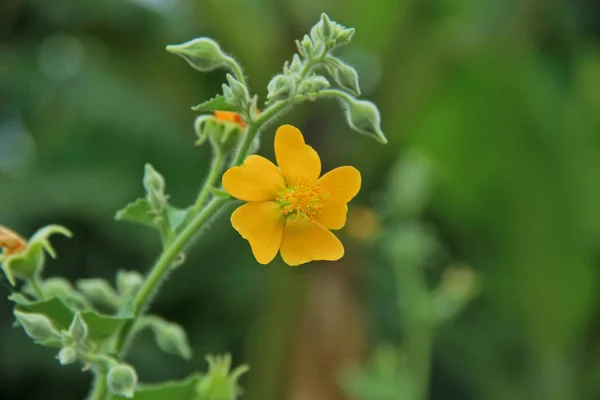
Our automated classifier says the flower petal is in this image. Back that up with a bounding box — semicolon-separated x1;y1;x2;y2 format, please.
318;166;361;203
274;125;321;183
315;201;348;230
223;155;285;201
279;220;344;266
231;201;284;264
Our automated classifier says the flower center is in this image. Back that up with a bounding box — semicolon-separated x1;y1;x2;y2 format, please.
276;178;327;222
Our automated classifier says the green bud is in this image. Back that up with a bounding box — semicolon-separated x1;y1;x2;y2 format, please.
327;59;361;96
225;74;249;105
267;74;297;102
309;24;321;45
196;354;249;400
143;163;165;194
116;270;144;298
107;363;138;398
319;13;335;41
152;321;193;360
335;27;355;45
166;38;227;72
143;164;167;212
14;310;61;342
76;278;121;309
297;34;314;59
341;97;387;143
57;346;78;365
297;75;330;95
67;312;88;344
289;54;303;74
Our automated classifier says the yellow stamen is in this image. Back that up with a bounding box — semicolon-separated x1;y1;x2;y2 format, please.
276;178;327;222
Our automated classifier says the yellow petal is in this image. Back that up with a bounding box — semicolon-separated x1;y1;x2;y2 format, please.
231;201;284;264
318;166;361;203
222;155;285;201
315;201;348;230
274;125;321;184
279;220;344;266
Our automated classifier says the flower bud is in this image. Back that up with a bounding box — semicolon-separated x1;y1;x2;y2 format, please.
327;59;361;96
116;270;144;298
153;321;192;360
57;346;78;365
225;74;249;105
298;34;314;58
143;164;167;212
67;313;88;344
319;13;335;41
14;310;61;342
334;27;355;45
267;74;297;102
107;363;138;398
288;54;303;74
166;38;227;72
76;278;121;309
1;225;72;286
297;75;330;95
195;354;249;400
341;97;387;144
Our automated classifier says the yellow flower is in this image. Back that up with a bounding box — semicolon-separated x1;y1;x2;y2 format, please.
0;225;27;256
214;111;246;128
222;125;361;266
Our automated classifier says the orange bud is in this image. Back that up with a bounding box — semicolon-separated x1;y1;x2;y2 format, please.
0;225;27;256
214;111;246;128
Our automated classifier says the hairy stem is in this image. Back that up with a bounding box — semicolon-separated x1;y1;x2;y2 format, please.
112;196;227;356
29;277;45;300
88;372;107;400
225;56;247;87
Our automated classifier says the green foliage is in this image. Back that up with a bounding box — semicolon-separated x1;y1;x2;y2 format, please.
192;95;237;113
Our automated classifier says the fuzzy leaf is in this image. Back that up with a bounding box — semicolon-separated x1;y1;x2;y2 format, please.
166;205;188;233
10;296;132;343
209;187;231;199
115;199;156;227
192;95;237;112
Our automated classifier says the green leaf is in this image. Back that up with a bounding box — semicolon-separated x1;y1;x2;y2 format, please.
191;95;237;112
10;296;132;343
166;205;189;233
115;198;156;227
209;187;231;199
11;296;74;329
113;374;203;400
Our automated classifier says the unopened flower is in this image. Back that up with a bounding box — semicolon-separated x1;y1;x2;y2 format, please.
0;225;27;256
214;111;246;128
222;125;361;266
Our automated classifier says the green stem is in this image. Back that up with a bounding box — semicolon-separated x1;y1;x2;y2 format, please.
314;88;354;102
113;196;228;355
299;54;326;80
88;372;107;400
225;56;247;87
191;149;224;215
230;100;290;167
29;277;45;300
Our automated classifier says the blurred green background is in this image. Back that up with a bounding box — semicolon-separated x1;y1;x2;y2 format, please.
2;0;600;399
